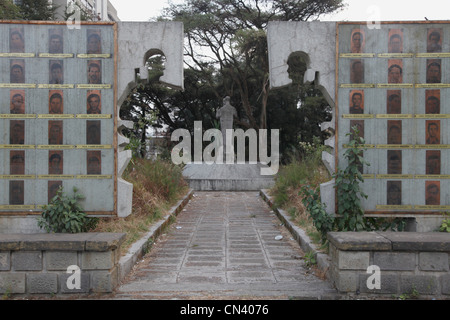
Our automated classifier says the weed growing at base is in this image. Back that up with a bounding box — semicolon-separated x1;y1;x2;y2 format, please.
92;158;188;252
38;187;96;234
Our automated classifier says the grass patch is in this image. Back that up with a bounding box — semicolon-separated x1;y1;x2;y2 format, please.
269;149;331;250
270;143;408;250
91;158;189;253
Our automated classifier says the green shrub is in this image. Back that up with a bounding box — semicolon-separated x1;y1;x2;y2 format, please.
440;213;450;232
124;158;187;203
333;126;369;231
273;148;329;208
37;187;96;233
300;184;335;244
124;135;145;159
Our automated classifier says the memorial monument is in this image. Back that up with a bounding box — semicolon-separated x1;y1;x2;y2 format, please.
182;96;276;191
216;96;237;158
0;20;184;233
268;20;450;231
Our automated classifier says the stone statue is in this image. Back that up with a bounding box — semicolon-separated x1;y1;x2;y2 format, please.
216;96;237;153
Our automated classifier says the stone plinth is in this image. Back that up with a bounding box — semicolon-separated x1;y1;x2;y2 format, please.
183;163;275;191
0;233;125;295
327;231;450;298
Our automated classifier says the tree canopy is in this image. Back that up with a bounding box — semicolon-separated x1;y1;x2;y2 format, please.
121;0;344;161
16;0;57;20
0;0;21;19
0;0;57;20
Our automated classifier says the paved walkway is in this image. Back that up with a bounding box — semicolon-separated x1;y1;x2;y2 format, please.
114;192;338;299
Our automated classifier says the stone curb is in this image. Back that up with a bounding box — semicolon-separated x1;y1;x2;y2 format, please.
259;189;332;279
117;189;194;282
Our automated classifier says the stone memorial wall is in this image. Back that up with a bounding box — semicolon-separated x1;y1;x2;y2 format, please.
337;22;450;216
0;22;117;217
0;21;185;232
268;21;450;230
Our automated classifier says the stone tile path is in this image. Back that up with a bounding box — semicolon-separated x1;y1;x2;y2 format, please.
114;192;338;299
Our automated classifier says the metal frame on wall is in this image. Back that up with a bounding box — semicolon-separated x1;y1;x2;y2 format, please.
336;21;450;216
0;21;118;217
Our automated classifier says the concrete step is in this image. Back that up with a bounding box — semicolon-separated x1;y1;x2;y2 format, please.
182;163;275;191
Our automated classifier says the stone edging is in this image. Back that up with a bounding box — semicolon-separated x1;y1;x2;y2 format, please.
259;189;332;278
117;189;194;282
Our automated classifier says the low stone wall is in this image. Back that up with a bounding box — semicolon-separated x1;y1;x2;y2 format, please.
328;232;450;298
0;233;125;295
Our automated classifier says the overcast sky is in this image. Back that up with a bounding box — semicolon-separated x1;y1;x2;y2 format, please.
109;0;450;22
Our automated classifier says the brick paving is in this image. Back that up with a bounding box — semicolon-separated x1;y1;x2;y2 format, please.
114;191;338;299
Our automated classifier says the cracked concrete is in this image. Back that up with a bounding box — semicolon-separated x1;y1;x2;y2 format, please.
112;191;339;300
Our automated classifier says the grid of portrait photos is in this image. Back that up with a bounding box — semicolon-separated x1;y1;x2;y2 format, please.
338;22;450;214
0;23;116;214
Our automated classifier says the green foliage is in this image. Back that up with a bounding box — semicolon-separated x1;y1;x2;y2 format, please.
364;216;406;232
300;184;335;244
0;0;56;20
298;136;330;162
37;187;96;234
296;127;406;237
303;251;317;268
272;141;329;208
333;126;369;231
439;213;450;232
397;286;420;300
121;94;158;159
63;3;95;21
17;0;57;20
124;158;187;203
125;135;146;159
129;0;343;159
0;0;21;19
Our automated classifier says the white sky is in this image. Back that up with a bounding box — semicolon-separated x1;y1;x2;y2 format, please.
108;0;181;21
109;0;450;22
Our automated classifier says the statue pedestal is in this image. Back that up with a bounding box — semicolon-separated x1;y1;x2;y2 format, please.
182;163;275;191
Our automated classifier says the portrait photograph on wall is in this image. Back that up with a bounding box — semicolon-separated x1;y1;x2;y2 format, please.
87;90;102;114
388;60;403;84
9;28;24;53
426;59;441;84
426;120;440;145
350;120;364;138
10;151;25;175
87;60;102;84
87;29;102;54
48;120;63;145
349;90;364;114
426;150;441;175
86;120;101;145
49;90;64;114
387;90;402;114
48;29;63;54
9;181;24;205
351;29;365;53
10;60;25;83
350;59;364;83
387;120;402;144
48;151;63;175
387;150;402;174
387;181;402;205
10;120;24;145
87;151;102;175
388;29;403;53
10;90;25;114
427;28;443;53
49;60;64;84
426;90;440;114
48;181;62;203
425;181;440;205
